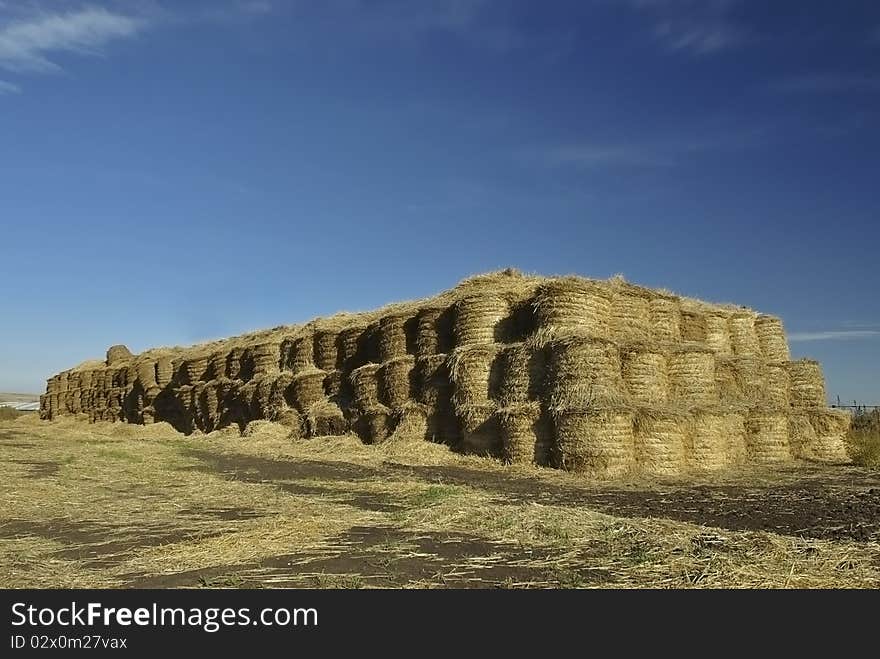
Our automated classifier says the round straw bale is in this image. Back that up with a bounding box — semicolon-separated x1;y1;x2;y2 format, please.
534;278;612;339
207;350;227;380
804;408;850;462
351;363;382;408
667;346;717;407
156;358;174;387
424;404;461;446
755;315;790;361
679;309;708;343
224;347;245;380
251;341;280;376
106;344;133;365
610;287;651;343
498;401;551;465
306;401;348;437
449;344;501;409
787;359;826;408
552;407;634;478
497;342;546;405
378;313;410;363
416;305;455;356
723;410;748;464
313;330;338;372
288;335;314;373
716;356;767;405
649;295;681;342
547;335;626;409
705;310;733;356
291;368;326;413
380;356;416;408
136;361;157;389
337;326;365;370
729;311;760;356
323;369;345;401
390;402;429;441
686;409;731;471
765;362;791;408
201;382;220;430
633;407;688;476
414;354;451;405
361;404;392;444
745;410;792;463
457;402;500;457
276;409;303;437
621;346;668;405
183;355;209;385
454;294;510;345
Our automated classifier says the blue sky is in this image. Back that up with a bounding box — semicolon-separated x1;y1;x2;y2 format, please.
0;0;878;401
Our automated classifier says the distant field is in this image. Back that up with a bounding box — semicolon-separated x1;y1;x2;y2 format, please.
0;393;39;404
1;416;879;589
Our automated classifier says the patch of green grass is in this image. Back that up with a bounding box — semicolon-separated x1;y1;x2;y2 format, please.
407;485;461;508
96;448;143;463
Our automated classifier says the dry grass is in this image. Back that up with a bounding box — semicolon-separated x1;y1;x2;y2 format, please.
1;416;879;589
848;411;880;468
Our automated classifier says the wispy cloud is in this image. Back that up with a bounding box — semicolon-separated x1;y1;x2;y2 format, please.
532;124;766;169
0;78;19;94
789;330;880;342
770;73;880;94
0;6;143;74
626;0;746;55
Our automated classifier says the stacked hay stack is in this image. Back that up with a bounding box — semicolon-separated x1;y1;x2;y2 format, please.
41;270;848;476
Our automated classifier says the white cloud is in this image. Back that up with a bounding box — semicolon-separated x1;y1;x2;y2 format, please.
653;19;742;54
770;74;880;94
789;330;880;342
0;78;19;93
0;6;142;74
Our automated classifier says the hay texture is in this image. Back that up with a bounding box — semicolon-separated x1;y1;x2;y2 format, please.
45;268;837;481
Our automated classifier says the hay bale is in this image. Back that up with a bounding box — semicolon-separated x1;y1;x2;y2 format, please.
552;407;634;478
705;311;733;356
765;362;791;408
449;344;501;409
457;402;500;457
679;309;707;343
208;351;227;380
621;346;668;405
633;408;688;476
649;296;681;342
251;342;280;376
610;287;651;343
361;404;392;444
226;346;245;380
729;311;760;356
351;363;382;409
496;342;546;405
716;356;766;405
755;315;790;361
667;346;717;407
424;404;461;446
323;369;345;401
313;330;338;372
291;368;326;413
306;401;348;437
416;305;455;356
534;278;611;338
378;313;410;363
106;344;133;365
497;401;552;465
547;335;625;409
415;354;452;406
287;335;314;372
337;326;365;370
183;355;209;385
787;359;826;408
136;361;157;389
804;409;850;462
745;410;792;463
454;294;510;345
276;409;303;437
687;409;730;471
390;402;429;441
380;356;416;408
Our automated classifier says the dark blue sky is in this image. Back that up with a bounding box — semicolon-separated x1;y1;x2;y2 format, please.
1;0;878;400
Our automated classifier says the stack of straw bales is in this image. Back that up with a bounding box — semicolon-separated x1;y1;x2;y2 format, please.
43;270;848;474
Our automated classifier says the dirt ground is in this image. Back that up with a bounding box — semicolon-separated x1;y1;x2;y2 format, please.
1;415;878;588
